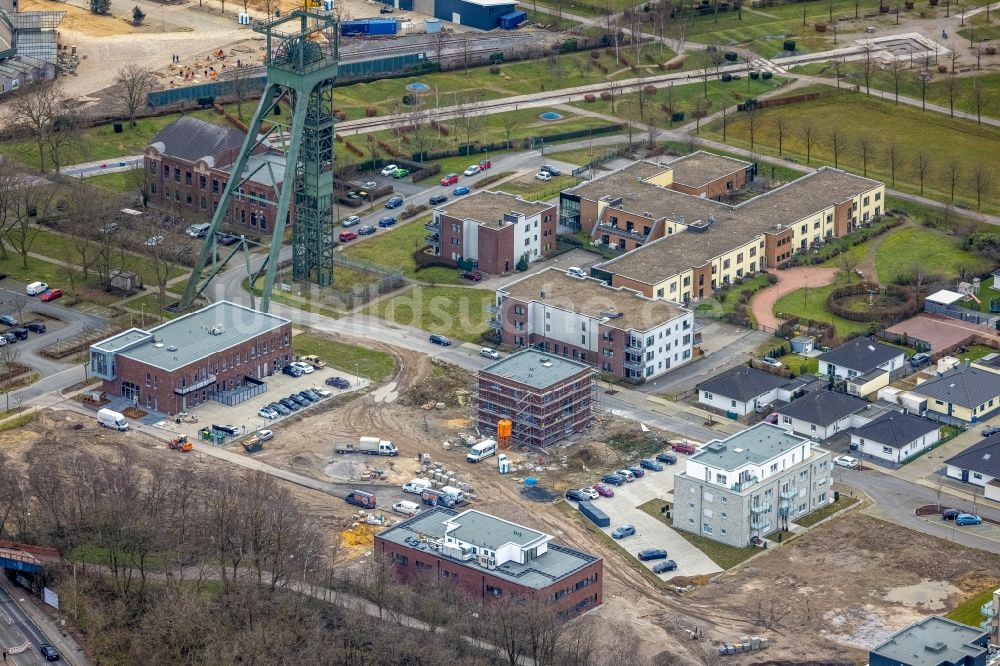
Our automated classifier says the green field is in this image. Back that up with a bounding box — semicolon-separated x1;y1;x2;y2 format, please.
292;331;397;382
496;174;582;201
366;285;493;342
524;7;583;28
793;495;859;528
704;90;1000;213
122;293;184;321
874;226;992;284
957;12;1000;42
86;171;143;194
945;585;998;626
344;217;464;284
27;229;188;286
773;277;870;337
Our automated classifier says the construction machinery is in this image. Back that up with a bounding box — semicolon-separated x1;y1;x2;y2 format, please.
169;435;193;452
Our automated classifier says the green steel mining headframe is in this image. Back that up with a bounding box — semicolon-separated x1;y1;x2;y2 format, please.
180;10;339;312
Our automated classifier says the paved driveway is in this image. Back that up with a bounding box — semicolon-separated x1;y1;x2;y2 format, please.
569;464;722;580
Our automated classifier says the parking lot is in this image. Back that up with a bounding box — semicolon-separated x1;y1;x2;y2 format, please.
567;458;723;581
156;365;369;440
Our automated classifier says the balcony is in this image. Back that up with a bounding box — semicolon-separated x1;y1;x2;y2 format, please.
425;234;439;243
751;519;772;534
626;339;644;351
623;357;645;372
750;501;771;515
174;374;217;395
982;601;997;618
779;488;797;500
486;304;501;314
487;318;502;330
597;223;648;243
731;476;759;492
424;221;439;232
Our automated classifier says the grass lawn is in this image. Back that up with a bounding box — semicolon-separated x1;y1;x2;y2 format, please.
874;226;992;284
70;544;177;571
497;174;582;201
121;293;185;321
637;499;759;569
773;276;871;337
792;495;859;528
28;229;188;285
86;171;142;194
545;141;627;167
0;412;36;432
956;344;1000;361
344;217;465;285
244;277;345;319
704;90;1000;214
945;585;998;626
523;7;583;27
366;285;493;342
785;352;819;376
1;109;225;172
957;12;1000;42
292;331;397;382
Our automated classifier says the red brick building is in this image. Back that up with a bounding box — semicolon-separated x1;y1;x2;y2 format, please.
427;191;557;275
375;508;602;618
89;300;292;415
144;117;289;234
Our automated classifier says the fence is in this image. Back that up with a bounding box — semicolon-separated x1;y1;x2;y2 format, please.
210;377;267;406
924;300;1000;328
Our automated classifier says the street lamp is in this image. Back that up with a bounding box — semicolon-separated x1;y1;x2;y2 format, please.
355;362;359;388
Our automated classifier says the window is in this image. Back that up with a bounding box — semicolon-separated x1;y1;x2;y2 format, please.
392;553;408;565
875;192;881;201
656;288;664;297
715;473;727;485
731;400;736;408
882;445;893;454
702;523;713;534
782;416;792;425
416;561;431;571
720;512;727;519
486;585;503;597
720;528;727;536
703;508;713;518
704;491;713;503
973;472;983;480
721;496;727;504
703;391;714;400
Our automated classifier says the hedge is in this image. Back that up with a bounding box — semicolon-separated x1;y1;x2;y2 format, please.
826;284;920;323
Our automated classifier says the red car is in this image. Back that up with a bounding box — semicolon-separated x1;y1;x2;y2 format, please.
671;441;697;455
479;160;492;170
591;483;614;498
440;173;459;186
462;270;483;282
40;288;63;302
338;231;357;242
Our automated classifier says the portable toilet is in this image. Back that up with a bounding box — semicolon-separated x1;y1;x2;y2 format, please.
323;0;334;9
238;12;251;24
424;17;441;33
497;453;510;474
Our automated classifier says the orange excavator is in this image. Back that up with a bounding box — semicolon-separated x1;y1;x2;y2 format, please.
169;435;193;452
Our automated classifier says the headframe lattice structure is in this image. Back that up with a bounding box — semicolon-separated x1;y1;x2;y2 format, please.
180;10;339;312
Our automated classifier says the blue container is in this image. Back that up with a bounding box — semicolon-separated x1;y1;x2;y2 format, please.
499;10;526;29
368;18;398;35
425;17;441;33
578;501;610;528
341;19;368;35
524;477;538;487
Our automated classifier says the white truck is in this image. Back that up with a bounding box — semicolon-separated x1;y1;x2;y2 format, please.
466;439;498;463
335;436;398;456
402;478;432;494
97;408;128;431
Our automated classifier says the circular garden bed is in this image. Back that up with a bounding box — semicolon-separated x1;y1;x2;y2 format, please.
827;284;920;323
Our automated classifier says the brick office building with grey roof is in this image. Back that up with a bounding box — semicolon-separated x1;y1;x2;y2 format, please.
375;507;603;617
144;117;290;234
89;301;292;415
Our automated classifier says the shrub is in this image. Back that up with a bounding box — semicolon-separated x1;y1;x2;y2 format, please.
600;91;612;101
365;106;377;117
767;274;778;285
642;85;656;95
584;94;597;102
131;4;145;25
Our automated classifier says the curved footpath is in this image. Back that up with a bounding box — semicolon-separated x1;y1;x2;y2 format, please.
749;266;838;331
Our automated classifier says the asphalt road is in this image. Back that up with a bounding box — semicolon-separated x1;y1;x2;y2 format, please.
0;584;55;666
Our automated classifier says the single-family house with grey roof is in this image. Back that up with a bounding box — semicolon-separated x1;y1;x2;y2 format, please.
910;364;1000;423
850;411;941;463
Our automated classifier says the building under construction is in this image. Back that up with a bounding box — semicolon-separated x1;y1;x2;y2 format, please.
474;349;596;449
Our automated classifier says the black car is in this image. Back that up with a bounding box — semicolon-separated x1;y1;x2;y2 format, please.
384;196;404;209
628;465;646;478
638;548;668;561
942;508;961;520
217;233;240;246
39;643;60;661
25;320;46;333
601;473;626;486
0;314;16;326
268;401;290;416
8;327;28;340
652;559;678;574
297;391;317;403
302;388;322;401
565;488;590;502
282;364;303;378
1;332;17;344
429;334;451;346
278;398;300;411
288;393;309;406
983;425;1000;437
540;164;562;176
326;376;351;389
655;452;678;465
0;272;7;281
429;194;448;205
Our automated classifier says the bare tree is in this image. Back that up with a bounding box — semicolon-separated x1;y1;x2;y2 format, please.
971;77;988;124
662;83;678;126
944;159;961;202
693;97;709;134
836;249;859;279
943;75;959;117
140;216;181;305
6;179;55;269
253;0;279;16
0;161;17;259
745;107;760;151
829;126;849;169
719;104;731;142
113;64;158;128
10;81;76;174
635;75;652;120
915;150;931;195
970;163;993;210
831;57;845;89
499;113;518;150
774;114;789;156
860;45;878;95
607;78;621;114
856;134;876;177
645;123;660;149
888;60;907;104
800;120;817;164
0;344;21;414
918;69;932;110
460;32;473;74
230;64;256;121
885;137;902;187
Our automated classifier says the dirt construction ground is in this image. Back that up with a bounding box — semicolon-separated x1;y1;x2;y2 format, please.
9;331;1000;664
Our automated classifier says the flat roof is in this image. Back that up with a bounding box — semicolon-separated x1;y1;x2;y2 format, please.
500;267;688;330
95;301;289;372
482;348;591;390
870;615;987;666
437;190;551;228
377;507;599;590
446;509;546;550
690;423;811;471
666;150;751;187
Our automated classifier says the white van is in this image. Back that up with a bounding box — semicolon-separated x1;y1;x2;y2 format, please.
25;281;48;296
392;500;421;516
467;439;498;463
402;478;432;495
440;485;465;503
186;223;211;238
566;267;586;279
97;408;128;431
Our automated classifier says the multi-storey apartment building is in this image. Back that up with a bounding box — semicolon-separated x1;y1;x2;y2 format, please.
375;507;603;618
426;191;557;274
491;267;694;382
672;423;833;547
560;158;884;304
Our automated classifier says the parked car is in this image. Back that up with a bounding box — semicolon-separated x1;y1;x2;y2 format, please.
278;397;300;411
637;548;668;561
0;273;6;281
983;424;1000;437
440;173;459;186
342;215;361;227
611;525;636;539
1;333;16;344
429;334;451;346
282;364;303;378
591;483;615;497
639;459;664;472
601;473;626;486
41;288;63;302
392;168;410;179
453;186;470;196
956;513;983;526
363;180;377;189
339;231;357;242
257;429;274;441
385;196;404;209
479;159;492;170
297;390;317;403
378;216;397;228
358;225;376;236
0;337;7;348
268;402;290;416
39;643;60;662
565;488;590;502
762;356;783;367
291;361;314;374
0;314;16;326
345;489;377;509
463;165;481;176
540;164;561;176
763;412;779;424
25;320;46;333
655;452;678;465
310;386;332;398
326;376;351;389
217;233;240;246
627;466;646;478
615;469;636;482
910;352;931;368
8;328;28;340
462;270;483;282
380;164;398;176
834;455;859;469
566;266;586;278
535;171;552;181
942;508;961;520
672;441;697;455
480;347;501;360
429;194;448;205
25;281;48;296
288;393;309;407
258;406;278;419
652;559;678;573
578;487;599;500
